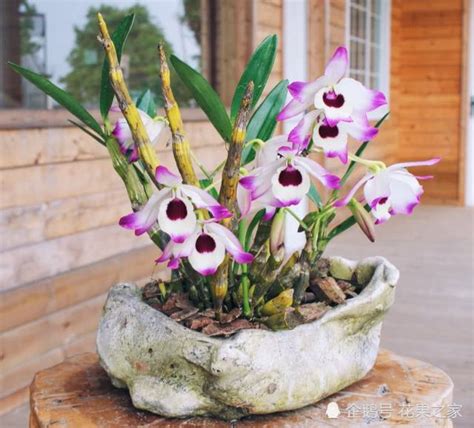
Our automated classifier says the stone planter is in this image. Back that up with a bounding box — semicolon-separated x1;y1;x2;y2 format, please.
96;256;398;420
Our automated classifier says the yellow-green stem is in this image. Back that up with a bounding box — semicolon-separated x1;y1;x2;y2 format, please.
97;13;159;179
211;81;254;317
158;44;199;187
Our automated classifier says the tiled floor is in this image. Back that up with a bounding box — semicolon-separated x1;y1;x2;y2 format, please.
1;206;473;427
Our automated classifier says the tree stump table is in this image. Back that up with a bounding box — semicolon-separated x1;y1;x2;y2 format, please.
29;349;454;427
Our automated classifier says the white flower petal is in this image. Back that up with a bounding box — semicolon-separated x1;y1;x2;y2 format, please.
180;185;231;220
271;164;310;207
363;171;391;208
206;223;253;264
188;232;226;276
256;135;290;166
313;121;349;164
158;196;197;243
119;188;171;235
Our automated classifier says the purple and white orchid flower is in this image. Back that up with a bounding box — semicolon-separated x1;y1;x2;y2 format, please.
277;47;386;126
119;166;231;242
156;220;254;276
240;135;340;209
112;108;166;162
335;158;441;224
289;109;379;164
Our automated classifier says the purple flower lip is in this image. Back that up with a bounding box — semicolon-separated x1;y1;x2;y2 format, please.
195;234;216;254
319;124;339;139
278;166;303;187
323;92;345;108
166;198;188;220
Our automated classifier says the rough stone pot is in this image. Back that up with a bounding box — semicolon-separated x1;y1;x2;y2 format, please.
96;256;398;420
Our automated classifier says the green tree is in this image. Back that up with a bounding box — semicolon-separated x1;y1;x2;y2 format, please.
61;3;194;107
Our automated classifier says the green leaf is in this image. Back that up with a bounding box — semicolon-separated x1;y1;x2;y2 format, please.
307;183;322;208
9;62;104;137
99;13;135;119
327;203;371;241
242;79;288;164
230;35;277;122
245;209;266;251
199;178;219;199
170;55;232;141
246;79;288;142
339;111;390;187
136;89;157;118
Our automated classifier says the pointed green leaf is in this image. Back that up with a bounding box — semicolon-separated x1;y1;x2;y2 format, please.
231;35;277;122
245;209;266;251
9;62;104;137
99;13;135;119
242;79;288;164
247;79;288;141
199;178;219;199
136;89;157;118
170;55;232;141
307;183;322;208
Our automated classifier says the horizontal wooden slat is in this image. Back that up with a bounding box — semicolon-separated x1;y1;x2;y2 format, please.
0;294;106;373
0;158;120;209
0;121;222;170
0;127;106;169
0;386;28;416
399;51;461;67
399;38;461;52
399;66;461;81
401;11;461;27
0;189;129;251
400;80;460;95
401;0;462;12
399;94;460;107
0;224;150;290
0;245;159;333
0;348;64;399
0;108;207;130
400;25;462;40
0;142;225;210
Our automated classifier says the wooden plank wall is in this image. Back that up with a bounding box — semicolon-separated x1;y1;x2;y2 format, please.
212;0;284;104
0;0;284;413
0;120;225;413
308;0;466;204
394;0;465;204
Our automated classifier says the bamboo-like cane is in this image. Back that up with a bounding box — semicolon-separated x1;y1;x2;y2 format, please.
211;82;254;318
97;13;159;179
158;45;199;186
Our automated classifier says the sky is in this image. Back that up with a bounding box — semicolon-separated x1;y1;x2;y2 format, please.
29;0;201;86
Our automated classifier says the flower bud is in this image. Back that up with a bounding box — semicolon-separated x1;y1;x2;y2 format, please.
348;198;375;242
270;209;285;254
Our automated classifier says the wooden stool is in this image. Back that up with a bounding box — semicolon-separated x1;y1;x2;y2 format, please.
29;349;454;427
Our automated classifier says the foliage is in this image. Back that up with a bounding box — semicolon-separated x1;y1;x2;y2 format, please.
60;4;193;107
10;10;439;329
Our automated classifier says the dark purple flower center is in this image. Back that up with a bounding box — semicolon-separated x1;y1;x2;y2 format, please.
318;124;339;139
278;166;303;187
166;198;188;220
195;234;216;253
378;197;388;205
323;91;345;108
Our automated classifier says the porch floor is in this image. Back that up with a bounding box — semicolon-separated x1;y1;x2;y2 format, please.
1;205;473;427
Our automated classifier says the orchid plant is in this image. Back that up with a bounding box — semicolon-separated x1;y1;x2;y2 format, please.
9;13;439;326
